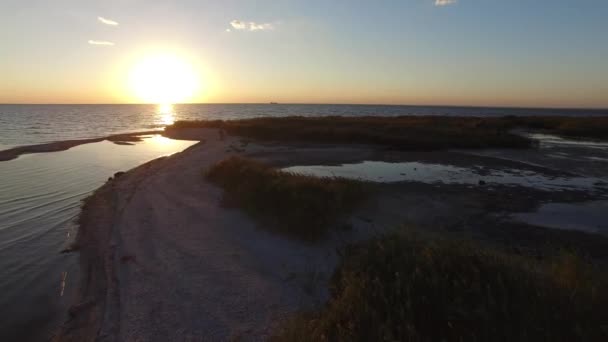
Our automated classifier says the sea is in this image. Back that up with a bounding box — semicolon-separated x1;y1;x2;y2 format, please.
0;103;607;341
1;104;607;150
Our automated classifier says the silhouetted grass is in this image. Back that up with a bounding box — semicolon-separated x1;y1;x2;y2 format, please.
205;156;368;241
169;116;534;149
169;116;608;148
273;231;608;342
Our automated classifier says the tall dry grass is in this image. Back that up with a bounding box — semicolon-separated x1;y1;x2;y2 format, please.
273;231;608;341
205;156;368;241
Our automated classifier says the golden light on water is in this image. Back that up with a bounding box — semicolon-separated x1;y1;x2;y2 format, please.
129;53;200;104
148;134;175;147
157;103;175;125
158;103;173;113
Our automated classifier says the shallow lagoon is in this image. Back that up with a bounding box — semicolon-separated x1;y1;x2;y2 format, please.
284;160;607;192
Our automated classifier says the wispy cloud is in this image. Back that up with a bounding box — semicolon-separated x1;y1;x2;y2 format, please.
249;22;274;31
230;20;247;30
435;0;457;6
88;40;115;46
98;16;119;26
229;20;275;32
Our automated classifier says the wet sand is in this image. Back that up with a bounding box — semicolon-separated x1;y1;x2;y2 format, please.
55;128;608;340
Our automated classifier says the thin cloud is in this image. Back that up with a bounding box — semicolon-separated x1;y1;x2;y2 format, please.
435;0;457;6
88;40;115;46
230;20;247;30
98;16;119;26
229;20;274;32
249;22;274;31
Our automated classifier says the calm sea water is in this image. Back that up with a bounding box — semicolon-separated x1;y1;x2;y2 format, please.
1;104;607;150
0;104;607;340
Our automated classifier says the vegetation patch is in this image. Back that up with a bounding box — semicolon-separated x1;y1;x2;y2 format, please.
273;231;608;342
205;156;368;241
169;116;608;148
169;116;534;150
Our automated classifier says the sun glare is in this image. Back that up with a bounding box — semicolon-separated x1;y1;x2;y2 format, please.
129;54;200;104
157;103;175;125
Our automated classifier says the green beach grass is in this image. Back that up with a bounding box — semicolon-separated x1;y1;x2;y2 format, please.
205;156;369;241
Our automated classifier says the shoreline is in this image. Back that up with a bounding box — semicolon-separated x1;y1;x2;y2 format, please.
54;155;173;341
54;129;353;340
0;130;163;162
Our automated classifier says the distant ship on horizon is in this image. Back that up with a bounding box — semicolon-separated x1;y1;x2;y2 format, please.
269;102;278;104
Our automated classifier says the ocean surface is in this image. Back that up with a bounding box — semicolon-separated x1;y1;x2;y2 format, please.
0;104;607;340
1;104;607;150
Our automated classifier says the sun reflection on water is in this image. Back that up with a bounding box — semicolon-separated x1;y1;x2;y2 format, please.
157;103;175;126
149;134;174;146
146;134;192;156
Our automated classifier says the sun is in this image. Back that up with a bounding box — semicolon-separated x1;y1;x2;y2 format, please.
129;53;200;104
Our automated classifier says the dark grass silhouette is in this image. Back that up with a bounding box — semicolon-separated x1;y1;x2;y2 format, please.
169;116;608;149
205;156;369;241
168;116;534;150
273;230;608;342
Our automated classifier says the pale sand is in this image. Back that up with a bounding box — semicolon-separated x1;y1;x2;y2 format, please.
56;129;344;341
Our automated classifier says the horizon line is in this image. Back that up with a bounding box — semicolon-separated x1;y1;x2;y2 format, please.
0;102;607;111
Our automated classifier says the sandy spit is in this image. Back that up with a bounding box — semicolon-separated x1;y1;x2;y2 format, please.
0;131;162;161
55;129;341;341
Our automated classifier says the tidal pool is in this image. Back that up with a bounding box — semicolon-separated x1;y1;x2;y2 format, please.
283;161;608;193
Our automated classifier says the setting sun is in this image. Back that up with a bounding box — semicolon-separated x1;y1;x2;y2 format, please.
3;2;608;341
128;54;200;104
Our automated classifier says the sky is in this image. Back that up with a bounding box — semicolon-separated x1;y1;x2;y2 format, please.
1;0;607;108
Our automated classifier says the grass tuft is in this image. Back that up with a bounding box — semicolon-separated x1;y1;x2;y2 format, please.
273;231;608;342
205;156;368;241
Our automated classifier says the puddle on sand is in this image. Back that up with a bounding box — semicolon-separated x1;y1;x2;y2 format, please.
525;133;608;149
462;133;608;179
283;161;608;192
526;133;608;150
511;201;608;235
